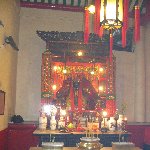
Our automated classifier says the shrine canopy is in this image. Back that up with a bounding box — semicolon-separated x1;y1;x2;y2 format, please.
38;31;116;117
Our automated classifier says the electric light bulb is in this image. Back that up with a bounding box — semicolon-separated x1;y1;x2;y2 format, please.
52;84;57;90
124;117;127;121
90;70;95;75
99;67;104;72
88;5;95;14
99;86;104;91
103;111;107;117
63;69;67;74
77;51;83;56
53;66;58;71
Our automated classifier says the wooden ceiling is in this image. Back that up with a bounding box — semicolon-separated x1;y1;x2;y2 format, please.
20;0;147;13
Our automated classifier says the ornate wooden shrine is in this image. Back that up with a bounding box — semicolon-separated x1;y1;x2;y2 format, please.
37;31;116;117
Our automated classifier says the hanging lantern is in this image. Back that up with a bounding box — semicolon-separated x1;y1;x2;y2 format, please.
100;0;123;30
88;0;125;36
86;0;140;59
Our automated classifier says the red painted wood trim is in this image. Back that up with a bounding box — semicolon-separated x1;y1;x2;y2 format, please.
20;1;150;25
20;1;84;12
0;128;8;150
126;125;150;148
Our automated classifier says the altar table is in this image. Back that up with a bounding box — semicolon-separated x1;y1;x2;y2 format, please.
33;129;131;147
29;147;141;150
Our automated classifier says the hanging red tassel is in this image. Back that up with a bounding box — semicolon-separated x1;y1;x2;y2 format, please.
70;80;74;111
122;27;126;48
122;0;129;47
94;0;101;35
94;10;97;34
109;33;113;63
84;7;89;44
134;5;140;42
123;0;129;30
99;26;103;38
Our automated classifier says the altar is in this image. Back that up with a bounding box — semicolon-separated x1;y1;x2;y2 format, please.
35;31;131;148
33;129;131;147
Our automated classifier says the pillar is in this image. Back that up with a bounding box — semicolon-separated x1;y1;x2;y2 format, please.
145;23;150;122
134;26;146;122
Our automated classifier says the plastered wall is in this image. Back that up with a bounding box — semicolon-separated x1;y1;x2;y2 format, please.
0;0;20;130
16;8;85;121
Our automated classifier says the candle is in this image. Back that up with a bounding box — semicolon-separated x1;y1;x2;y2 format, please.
124;117;127;121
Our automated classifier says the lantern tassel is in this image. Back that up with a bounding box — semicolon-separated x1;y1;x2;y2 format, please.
122;0;129;47
134;5;140;42
84;7;89;44
123;0;129;30
122;27;126;48
94;0;101;35
110;33;113;63
99;26;104;38
94;11;97;34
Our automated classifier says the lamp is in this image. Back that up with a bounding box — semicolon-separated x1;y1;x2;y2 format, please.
0;35;19;51
99;0;123;30
5;36;19;51
84;0;140;60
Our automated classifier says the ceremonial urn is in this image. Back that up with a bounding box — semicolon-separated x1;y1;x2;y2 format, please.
77;137;103;150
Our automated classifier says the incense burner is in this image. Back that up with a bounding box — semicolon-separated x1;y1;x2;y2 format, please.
76;137;103;150
42;142;64;150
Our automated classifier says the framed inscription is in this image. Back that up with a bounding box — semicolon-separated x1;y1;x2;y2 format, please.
0;90;5;115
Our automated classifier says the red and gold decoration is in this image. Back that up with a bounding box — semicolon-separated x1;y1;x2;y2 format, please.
41;53;116;117
41;50;53;105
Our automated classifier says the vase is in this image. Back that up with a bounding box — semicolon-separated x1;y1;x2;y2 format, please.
39;115;47;130
50;115;57;130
